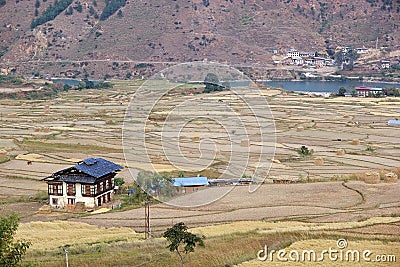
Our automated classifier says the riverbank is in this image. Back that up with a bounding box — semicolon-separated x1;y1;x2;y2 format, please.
262;80;400;93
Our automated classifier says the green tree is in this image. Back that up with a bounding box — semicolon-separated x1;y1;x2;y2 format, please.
0;213;30;266
117;9;123;17
297;145;314;159
89;5;96;16
35;0;40;8
74;1;83;12
114;177;125;187
65;5;73;15
163;222;204;267
337;87;346;96
204;72;224;93
31;0;73;28
100;0;126;21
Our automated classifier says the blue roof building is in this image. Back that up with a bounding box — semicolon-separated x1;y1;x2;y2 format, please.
172;177;209;187
388;120;400;126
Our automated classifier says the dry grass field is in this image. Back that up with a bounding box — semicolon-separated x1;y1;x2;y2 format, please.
237;239;400;266
0;80;399;266
18;217;400;266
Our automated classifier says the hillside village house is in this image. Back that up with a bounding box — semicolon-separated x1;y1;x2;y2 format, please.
43;158;123;209
355;86;384;97
285;48;332;67
357;47;369;54
381;60;391;69
286;48;300;58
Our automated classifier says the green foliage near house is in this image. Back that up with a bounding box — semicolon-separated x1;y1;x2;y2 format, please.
163;222;205;267
384;87;400;97
334;48;359;70
0;213;30;266
0;0;6;7
30;0;73;29
135;171;176;199
100;0;126;21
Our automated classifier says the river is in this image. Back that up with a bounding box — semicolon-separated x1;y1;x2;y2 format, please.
51;78;400;94
262;80;400;93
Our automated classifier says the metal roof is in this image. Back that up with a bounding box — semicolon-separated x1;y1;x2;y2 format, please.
44;158;123;183
54;174;97;184
74;158;123;178
172;177;209;187
208;178;252;184
388;120;400;126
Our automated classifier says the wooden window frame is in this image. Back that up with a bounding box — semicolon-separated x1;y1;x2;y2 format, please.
67;183;76;196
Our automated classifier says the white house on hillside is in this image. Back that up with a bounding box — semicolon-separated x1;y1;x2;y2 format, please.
43;158;123;209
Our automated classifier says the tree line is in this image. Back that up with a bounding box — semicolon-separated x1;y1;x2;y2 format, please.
100;0;126;21
30;0;73;29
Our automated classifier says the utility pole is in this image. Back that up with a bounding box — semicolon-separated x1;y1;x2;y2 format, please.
63;247;69;267
144;200;150;239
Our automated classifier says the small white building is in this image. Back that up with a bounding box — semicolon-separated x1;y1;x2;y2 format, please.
292;56;304;65
287;48;300;58
381;60;391;69
44;158;123;209
357;47;369;54
314;57;326;67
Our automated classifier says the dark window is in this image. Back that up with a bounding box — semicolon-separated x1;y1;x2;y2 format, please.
67;183;76;196
67;198;75;205
48;183;62;195
81;184;93;196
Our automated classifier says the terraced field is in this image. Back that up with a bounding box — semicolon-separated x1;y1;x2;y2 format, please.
0;79;399;266
0;79;399;210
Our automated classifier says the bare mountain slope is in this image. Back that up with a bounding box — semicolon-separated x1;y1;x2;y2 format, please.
0;0;399;77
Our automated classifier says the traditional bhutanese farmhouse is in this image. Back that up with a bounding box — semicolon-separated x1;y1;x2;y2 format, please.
43;158;123;209
172;176;209;194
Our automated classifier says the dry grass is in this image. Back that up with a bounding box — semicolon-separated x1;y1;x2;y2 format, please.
16;221;143;250
191;217;400;238
20;217;400;267
237;239;400;266
19;139;122;154
15;153;47;162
